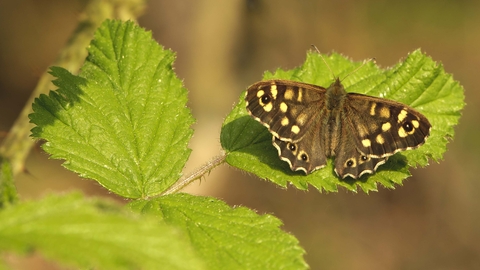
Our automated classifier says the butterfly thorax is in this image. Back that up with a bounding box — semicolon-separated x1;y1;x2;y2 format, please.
325;78;348;111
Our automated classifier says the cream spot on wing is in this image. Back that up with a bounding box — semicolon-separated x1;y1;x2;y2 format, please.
297;89;303;102
256;90;265;98
376;134;385;144
379;107;390;118
280;102;288;113
370;103;377;116
291;125;300;134
362;139;371;147
281;117;289;126
270;84;278;99
284;88;294;100
398;127;408;137
263;103;273;112
397;109;408;123
382;122;391;132
412;120;419;128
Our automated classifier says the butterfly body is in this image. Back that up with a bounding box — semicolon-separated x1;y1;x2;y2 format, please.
245;78;431;179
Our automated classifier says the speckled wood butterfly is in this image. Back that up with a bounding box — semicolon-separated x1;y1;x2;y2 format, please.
245;59;431;179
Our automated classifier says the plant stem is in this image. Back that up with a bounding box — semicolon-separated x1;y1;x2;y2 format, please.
0;0;146;176
161;154;227;195
0;158;18;208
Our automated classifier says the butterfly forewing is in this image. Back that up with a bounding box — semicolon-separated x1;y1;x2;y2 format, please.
245;80;327;142
345;93;431;158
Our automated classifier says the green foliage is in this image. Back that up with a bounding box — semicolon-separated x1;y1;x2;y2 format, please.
221;50;464;193
0;193;205;270
29;20;194;199
17;20;309;269
129;193;307;270
6;17;464;270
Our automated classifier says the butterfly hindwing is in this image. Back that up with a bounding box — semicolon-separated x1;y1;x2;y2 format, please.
272;123;327;174
333;112;389;178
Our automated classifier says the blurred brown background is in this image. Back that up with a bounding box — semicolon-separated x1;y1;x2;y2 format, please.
1;0;478;269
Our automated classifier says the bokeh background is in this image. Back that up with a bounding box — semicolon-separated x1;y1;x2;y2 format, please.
1;0;478;269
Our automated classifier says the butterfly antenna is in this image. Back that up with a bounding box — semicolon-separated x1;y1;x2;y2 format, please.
310;44;337;79
311;45;376;81
342;57;376;81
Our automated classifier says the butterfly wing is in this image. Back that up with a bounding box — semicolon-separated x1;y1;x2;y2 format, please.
332;93;430;179
246;79;331;173
345;93;431;158
272;115;328;174
333;117;389;179
245;80;327;143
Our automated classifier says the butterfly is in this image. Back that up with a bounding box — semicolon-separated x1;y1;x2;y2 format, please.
245;66;431;179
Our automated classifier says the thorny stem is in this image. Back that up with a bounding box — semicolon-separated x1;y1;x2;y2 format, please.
161;154;227;196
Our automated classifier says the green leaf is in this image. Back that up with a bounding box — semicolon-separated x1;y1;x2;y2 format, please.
129;193;308;270
29;20;194;199
0;193;205;270
221;50;464;193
